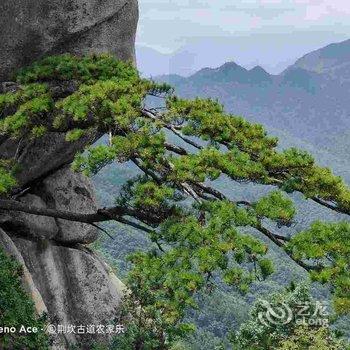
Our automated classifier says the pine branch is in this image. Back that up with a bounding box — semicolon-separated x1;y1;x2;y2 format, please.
142;109;203;151
131;157;162;184
90;223;114;239
158;137;350;217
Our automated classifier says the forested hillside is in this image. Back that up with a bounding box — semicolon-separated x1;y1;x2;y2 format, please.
92;40;350;348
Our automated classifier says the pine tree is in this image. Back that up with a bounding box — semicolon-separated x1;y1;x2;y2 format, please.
0;54;349;349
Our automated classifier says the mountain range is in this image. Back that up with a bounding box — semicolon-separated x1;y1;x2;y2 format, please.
155;39;350;178
136;44;296;77
136;34;350;77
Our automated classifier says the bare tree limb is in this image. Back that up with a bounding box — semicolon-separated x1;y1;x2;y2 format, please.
0;199;150;225
164;142;188;155
90;223;114;240
116;217;155;234
311;196;348;215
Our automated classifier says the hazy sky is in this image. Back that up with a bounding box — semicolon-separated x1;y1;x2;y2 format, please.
137;1;350;73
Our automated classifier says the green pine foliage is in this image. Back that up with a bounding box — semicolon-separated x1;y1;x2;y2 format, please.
0;160;16;194
65;128;86;142
0;54;349;348
254;190;296;226
288;221;350;314
276;326;349;350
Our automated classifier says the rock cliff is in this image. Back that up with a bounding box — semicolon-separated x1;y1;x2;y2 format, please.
0;0;138;81
0;1;138;348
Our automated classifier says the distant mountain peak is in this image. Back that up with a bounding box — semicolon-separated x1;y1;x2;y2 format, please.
286;38;350;75
189;61;252;84
188;60;274;85
250;65;268;73
216;61;247;74
219;61;243;68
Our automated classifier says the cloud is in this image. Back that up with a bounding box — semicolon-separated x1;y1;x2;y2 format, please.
302;0;350;21
223;4;295;19
137;0;350;67
140;1;206;13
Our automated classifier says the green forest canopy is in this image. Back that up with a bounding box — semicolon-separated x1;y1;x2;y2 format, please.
0;54;349;348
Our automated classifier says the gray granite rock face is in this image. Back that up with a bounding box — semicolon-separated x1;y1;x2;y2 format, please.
0;229;125;348
12;236;125;348
0;167;123;347
0;0;138;186
0;0;138;81
0;229;48;317
0;166;98;244
40;166;98;244
17;194;59;239
0;131;99;188
0;0;138;185
0;0;138;348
